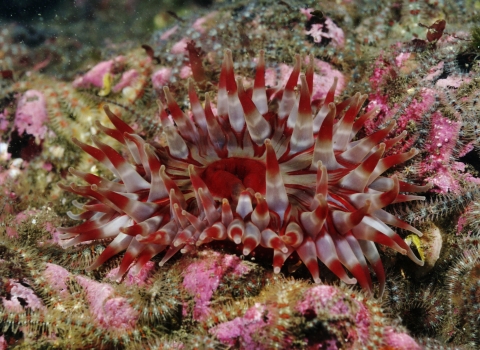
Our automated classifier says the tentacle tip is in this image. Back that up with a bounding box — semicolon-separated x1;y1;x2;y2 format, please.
313;277;321;284
234;237;241;244
242;248;252;256
273;267;281;274
281;247;288;254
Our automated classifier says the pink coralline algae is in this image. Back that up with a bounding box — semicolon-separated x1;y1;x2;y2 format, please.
41;264;140;330
307;19;345;48
72;56;125;89
75;275;139;330
383;329;421;350
112;69;139;93
209;283;421;349
296;285;421;349
1;280;45;313
151;67;172;90
0;109;8;131
422;112;462;192
183;252;252;320
297;285;371;346
0;335;6;350
14;90;48;140
191;12;218;34
209;303;272;349
300;9;345;48
43;263;71;297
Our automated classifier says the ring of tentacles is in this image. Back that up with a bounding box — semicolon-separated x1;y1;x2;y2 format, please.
59;49;428;296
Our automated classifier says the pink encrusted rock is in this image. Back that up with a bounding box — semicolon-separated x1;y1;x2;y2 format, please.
4;210;39;238
1;280;45;313
0;109;8;130
425;61;444;81
436;75;471;88
113;69;139;93
366;88;437;150
75;275;139;330
72;56;125;89
457;213;469;235
160;25;178;40
384;328;421;350
171;38;189;54
300;9;345;48
423;112;462;192
152;67;172;90
106;261;156;286
43;263;70;297
15;90;48;140
221;254;251;276
192;12;218;33
179;65;193;79
395;52;411;67
0;335;7;350
296;285;370;346
209;303;271;349
182;251;252;321
182;254;222;321
6;227;17;238
307;18;345;48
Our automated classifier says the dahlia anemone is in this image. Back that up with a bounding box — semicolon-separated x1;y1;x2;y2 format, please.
59;49;429;296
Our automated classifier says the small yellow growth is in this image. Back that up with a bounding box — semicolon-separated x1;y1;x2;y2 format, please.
98;72;112;97
405;234;425;262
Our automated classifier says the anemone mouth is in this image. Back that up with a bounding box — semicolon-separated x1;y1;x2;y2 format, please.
201;157;266;201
